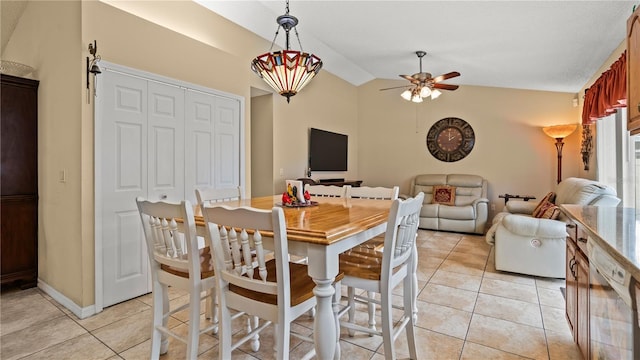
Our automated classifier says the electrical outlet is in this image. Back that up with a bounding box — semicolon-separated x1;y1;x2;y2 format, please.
491;203;496;211
279;168;284;177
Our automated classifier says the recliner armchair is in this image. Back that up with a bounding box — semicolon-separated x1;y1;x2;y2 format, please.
486;177;620;278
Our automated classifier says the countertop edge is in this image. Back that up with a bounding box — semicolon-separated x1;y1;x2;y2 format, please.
560;204;640;284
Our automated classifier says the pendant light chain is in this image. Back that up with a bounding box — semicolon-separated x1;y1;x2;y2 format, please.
268;27;281;52
251;0;323;103
294;27;304;53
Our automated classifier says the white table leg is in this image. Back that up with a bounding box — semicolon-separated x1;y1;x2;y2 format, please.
313;278;337;360
333;284;341;360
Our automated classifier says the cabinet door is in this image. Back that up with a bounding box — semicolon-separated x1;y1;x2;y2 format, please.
566;238;578;337
0;76;38;195
628;7;640;131
0;196;37;286
576;250;590;360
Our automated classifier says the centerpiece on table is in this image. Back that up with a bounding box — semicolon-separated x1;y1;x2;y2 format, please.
282;180;312;206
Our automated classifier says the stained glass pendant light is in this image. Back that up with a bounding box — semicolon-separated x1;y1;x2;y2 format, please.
251;0;323;103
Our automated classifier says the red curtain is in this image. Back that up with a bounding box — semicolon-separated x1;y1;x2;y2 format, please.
582;51;627;125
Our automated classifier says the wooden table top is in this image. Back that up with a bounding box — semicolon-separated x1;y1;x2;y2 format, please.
195;195;392;245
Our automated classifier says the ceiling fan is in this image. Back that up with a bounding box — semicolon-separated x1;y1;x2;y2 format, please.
381;50;460;103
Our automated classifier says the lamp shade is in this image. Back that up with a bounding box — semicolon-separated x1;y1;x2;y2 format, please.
251;50;322;102
542;124;578;139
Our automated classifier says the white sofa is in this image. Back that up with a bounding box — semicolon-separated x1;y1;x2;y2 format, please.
407;174;488;234
486;177;620;278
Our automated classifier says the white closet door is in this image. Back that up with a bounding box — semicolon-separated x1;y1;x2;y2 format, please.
147;81;185;203
184;90;240;204
185;90;215;205
97;63;243;309
214;96;241;190
99;71;151;307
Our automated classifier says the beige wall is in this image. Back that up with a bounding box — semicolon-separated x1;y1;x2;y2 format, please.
251;94;274;197
3;1;86;306
357;80;581;218
2;0;360;308
2;0;619;310
271;70;359;193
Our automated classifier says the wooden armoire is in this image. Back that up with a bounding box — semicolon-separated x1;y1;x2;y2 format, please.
1;74;39;288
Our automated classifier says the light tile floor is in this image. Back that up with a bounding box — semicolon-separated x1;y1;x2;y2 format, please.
0;230;582;359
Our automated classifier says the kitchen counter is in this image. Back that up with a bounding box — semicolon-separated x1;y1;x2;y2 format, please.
561;204;640;281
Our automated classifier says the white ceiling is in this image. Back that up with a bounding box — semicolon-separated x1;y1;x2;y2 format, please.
197;0;635;93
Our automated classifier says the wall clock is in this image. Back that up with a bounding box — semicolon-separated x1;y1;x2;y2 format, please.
426;117;475;162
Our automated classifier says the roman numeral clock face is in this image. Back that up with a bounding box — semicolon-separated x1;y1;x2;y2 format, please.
426;117;475;162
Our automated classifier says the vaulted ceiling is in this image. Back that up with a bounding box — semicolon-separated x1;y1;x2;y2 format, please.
2;1;635;94
198;0;635;93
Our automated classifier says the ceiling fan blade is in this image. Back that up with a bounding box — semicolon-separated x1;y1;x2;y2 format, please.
432;71;461;83
399;75;415;81
379;85;411;91
433;83;459;91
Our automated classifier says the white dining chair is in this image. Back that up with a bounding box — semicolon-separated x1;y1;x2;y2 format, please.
195;186;262;343
349;185;400;201
135;197;217;359
338;192;424;360
202;204;331;359
305;184;351;198
195;186;242;206
344;185;400;332
350;185;400;249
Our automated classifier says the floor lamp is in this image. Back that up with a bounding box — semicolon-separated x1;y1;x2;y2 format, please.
542;124;578;184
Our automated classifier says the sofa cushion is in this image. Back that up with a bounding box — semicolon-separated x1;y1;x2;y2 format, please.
533;200;561;220
432;185;456;205
420;203;439;218
532;192;556;217
439;205;476;220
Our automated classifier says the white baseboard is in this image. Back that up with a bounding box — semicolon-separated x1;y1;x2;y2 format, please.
37;279;97;319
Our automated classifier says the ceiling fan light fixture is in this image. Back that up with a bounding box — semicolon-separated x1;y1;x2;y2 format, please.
419;86;432;98
387;50;460;104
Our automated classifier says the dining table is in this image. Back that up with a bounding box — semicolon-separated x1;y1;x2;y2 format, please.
194;195;392;360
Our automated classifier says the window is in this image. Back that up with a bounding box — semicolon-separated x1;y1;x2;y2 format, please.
596;108;637;207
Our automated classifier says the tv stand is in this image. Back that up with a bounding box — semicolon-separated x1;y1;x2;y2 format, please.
318;178;345;183
297;178;363;187
318;179;362;187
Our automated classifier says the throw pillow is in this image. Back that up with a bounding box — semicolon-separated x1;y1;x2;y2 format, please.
533;200;561;220
432;185;456;205
532;191;556;217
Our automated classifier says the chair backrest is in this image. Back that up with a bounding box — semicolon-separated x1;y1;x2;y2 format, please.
202;205;290;305
195;187;242;206
554;177;620;206
382;192;424;272
306;184;351;198
136;197;206;278
349;186;399;200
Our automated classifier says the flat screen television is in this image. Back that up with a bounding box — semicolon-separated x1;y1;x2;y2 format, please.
309;128;348;171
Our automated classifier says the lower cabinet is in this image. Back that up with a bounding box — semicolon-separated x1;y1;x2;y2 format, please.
566;220;589;359
576;247;589;359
